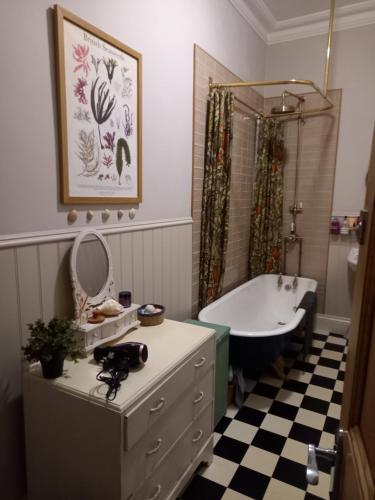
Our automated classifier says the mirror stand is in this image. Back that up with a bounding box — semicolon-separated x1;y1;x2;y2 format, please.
77;304;140;353
70;229;140;353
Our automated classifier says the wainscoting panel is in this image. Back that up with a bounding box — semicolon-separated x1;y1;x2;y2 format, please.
56;240;75;319
107;233;122;290
152;228;163;305
0;248;22;395
143;230;155;305
39;243;61;323
1;220;192;376
120;232;134;293
16;246;42;344
0;219;192;499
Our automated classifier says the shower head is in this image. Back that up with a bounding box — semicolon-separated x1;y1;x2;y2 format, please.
271;92;296;114
271;103;296;114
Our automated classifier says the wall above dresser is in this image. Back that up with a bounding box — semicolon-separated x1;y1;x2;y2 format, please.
0;0;266;236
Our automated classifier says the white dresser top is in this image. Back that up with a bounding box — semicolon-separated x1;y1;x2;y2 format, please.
25;319;215;412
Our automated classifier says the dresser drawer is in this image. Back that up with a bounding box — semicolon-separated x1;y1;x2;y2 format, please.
124;337;214;450
190;403;213;462
131;427;191;500
130;403;213;500
191;336;215;382
123;391;191;498
191;366;214;420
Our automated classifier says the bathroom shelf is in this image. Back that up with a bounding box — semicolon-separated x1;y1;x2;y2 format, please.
76;303;140;353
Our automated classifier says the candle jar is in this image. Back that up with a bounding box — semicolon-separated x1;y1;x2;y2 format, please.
119;291;131;308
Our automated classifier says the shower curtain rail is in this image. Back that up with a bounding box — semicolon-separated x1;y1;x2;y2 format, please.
209;0;336;120
209;79;334;119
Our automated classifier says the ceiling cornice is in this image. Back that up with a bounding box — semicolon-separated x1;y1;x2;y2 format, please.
230;0;375;45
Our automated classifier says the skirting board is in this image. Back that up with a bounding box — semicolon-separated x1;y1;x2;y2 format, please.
314;313;351;337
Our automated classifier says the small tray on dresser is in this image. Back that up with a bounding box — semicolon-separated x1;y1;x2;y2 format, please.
77;303;140;353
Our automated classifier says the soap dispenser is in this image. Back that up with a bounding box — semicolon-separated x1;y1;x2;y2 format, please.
330;217;340;235
340;216;349;235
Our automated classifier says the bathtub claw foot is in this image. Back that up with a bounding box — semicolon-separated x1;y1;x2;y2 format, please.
272;355;286;379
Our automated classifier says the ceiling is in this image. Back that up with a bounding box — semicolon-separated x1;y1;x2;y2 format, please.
261;0;364;22
231;0;375;44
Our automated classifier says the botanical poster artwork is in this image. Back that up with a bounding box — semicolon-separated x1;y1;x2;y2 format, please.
63;19;138;199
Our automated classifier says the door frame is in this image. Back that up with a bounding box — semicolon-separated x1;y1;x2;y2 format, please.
339;128;375;499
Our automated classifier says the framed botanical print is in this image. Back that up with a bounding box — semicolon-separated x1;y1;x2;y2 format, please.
54;5;142;204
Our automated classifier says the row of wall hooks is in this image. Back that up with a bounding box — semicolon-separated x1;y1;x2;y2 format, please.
67;208;136;224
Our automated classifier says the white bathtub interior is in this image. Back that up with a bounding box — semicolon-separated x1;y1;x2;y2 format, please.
199;274;317;337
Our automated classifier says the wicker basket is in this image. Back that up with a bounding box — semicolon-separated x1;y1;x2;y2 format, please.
137;304;165;326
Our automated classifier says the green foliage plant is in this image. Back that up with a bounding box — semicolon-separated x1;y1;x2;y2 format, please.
22;317;82;363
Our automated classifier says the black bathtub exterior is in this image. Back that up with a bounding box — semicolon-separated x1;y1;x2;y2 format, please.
229;330;294;378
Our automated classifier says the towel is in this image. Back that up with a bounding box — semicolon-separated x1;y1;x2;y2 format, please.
298;291;317;356
233;366;246;407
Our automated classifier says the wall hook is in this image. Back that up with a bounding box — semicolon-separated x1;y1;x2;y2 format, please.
129;208;136;220
67;209;78;224
102;209;110;222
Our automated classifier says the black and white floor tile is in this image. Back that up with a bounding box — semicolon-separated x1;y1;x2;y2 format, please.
182;331;347;500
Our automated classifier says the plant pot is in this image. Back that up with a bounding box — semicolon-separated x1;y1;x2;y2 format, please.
41;351;65;379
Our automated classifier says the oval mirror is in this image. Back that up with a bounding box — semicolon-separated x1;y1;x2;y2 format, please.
70;230;115;323
76;233;109;296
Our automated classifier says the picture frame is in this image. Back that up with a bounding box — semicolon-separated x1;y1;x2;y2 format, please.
54;5;142;204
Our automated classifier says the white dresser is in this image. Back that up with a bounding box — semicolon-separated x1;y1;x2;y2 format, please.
23;320;215;500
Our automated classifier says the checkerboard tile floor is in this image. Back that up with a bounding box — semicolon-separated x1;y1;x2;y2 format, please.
181;331;347;500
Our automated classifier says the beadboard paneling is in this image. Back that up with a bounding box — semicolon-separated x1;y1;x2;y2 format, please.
39;243;61;323
16;246;42;344
152;229;163;305
120;232;133;292
1;220;192;370
131;231;144;304
0;248;22;396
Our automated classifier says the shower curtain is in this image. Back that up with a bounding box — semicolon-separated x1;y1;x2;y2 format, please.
249;118;285;279
199;89;234;309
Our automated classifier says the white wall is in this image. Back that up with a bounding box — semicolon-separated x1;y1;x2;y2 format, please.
0;2;266;498
0;0;265;236
265;24;375;319
265;24;375;215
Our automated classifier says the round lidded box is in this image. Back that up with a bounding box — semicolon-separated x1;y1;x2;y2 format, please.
137;304;165;326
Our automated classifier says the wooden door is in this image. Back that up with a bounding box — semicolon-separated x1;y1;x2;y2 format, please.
337;128;375;499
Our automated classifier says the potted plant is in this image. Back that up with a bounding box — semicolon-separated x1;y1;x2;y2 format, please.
22;317;82;379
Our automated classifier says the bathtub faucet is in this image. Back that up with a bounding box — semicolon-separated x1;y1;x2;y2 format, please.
277;273;283;288
292;274;298;289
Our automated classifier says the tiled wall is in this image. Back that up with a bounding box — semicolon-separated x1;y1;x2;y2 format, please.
265;90;342;311
192;45;263;316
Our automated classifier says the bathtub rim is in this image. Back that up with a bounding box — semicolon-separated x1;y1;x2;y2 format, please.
198;274;317;338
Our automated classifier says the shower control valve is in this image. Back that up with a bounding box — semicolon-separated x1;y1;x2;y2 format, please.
289;203;303;216
277;273;283;287
292;275;298;289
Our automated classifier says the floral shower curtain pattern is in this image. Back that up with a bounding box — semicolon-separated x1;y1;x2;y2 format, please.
199;89;234;309
249;118;285;279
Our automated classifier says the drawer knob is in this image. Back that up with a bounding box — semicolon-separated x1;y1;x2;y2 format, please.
148;484;161;500
146;438;162;456
194;356;206;368
192;429;203;443
193;391;204;404
150;397;165;413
